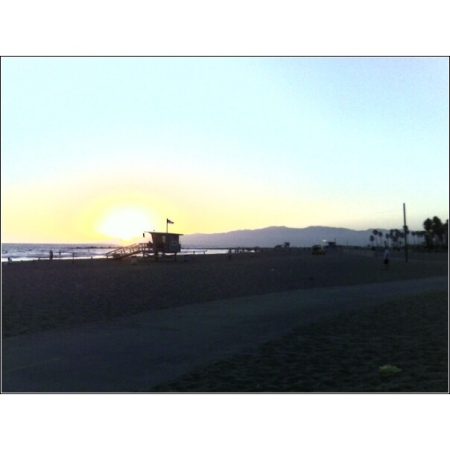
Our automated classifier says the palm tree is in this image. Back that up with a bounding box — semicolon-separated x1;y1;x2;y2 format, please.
444;220;448;247
423;218;433;249
369;235;375;248
389;229;395;246
431;216;444;248
393;229;402;249
372;230;378;248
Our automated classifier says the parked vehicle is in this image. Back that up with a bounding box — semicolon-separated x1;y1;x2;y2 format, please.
311;245;326;255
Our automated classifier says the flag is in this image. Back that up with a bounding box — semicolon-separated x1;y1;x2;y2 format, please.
167;219;174;224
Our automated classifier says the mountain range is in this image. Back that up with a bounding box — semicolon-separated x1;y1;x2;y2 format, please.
181;226;388;248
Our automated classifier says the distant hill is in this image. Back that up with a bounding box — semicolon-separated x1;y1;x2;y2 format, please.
181;226;389;248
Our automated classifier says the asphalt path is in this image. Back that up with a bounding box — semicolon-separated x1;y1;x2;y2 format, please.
2;276;447;393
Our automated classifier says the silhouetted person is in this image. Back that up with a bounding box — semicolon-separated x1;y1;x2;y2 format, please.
383;248;390;270
49;250;53;260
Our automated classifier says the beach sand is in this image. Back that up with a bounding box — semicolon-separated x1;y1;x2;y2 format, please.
2;249;448;392
153;291;448;392
2;249;447;339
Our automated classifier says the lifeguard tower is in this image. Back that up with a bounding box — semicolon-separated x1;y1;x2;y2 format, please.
143;231;183;260
106;231;183;261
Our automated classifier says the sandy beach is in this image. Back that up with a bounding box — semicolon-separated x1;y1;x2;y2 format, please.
153;290;448;392
2;249;447;338
2;249;448;392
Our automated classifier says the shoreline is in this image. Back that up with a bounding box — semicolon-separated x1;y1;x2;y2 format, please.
3;246;448;264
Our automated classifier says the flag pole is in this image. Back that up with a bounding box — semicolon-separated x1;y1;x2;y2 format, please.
166;218;174;234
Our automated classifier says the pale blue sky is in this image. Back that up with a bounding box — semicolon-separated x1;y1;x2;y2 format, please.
2;57;448;242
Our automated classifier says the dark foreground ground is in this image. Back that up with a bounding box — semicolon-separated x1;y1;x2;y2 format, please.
2;250;448;393
2;249;448;338
153;291;448;392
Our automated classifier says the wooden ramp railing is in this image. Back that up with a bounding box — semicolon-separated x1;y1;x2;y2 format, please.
106;243;150;260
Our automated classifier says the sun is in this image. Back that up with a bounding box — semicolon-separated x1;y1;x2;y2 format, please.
98;206;151;242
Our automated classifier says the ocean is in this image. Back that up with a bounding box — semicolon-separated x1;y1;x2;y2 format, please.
1;243;229;263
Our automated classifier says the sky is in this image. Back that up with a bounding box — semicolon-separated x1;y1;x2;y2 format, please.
2;57;449;243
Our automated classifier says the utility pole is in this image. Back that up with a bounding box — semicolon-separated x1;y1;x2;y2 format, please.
403;203;408;263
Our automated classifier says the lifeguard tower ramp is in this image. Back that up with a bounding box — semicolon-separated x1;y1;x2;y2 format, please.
105;243;149;260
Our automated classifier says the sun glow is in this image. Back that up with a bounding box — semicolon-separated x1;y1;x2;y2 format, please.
98;206;152;242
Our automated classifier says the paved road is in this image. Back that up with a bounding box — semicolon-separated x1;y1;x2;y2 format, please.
2;276;447;392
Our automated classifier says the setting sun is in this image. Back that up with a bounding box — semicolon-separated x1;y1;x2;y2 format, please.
98;206;152;242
